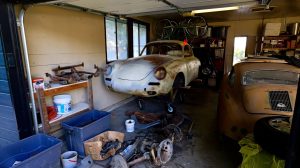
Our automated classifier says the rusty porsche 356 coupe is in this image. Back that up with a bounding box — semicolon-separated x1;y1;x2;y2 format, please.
103;40;200;98
218;57;300;140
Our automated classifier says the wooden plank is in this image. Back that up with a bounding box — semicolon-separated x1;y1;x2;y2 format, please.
0;80;9;94
0;93;12;107
0;127;19;142
0;67;7;80
42;81;88;97
36;88;51;134
87;78;94;109
0;116;18;131
0;105;16;120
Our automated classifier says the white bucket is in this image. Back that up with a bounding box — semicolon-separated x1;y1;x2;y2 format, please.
61;151;78;168
53;94;72;114
125;119;135;132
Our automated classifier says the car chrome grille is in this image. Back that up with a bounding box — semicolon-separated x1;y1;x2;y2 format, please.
268;91;292;112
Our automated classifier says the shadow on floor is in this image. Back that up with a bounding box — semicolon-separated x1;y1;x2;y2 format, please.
99;86;241;168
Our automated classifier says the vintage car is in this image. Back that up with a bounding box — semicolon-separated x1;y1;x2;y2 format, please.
103;40;200;98
218;57;300;140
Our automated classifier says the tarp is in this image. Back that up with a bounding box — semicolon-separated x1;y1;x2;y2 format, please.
239;135;285;168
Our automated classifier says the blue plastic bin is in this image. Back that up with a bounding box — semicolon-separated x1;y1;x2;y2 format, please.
0;134;62;168
61;110;111;157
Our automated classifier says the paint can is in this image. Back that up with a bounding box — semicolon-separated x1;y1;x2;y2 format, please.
53;94;72;114
32;77;44;92
61;151;78;168
125;119;135;132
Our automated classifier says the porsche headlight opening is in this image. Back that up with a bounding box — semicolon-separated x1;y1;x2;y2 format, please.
155;67;167;80
105;65;113;76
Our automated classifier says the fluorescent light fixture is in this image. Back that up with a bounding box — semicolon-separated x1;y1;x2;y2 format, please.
192;6;239;14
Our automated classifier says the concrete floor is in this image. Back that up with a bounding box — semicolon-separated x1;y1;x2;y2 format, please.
93;86;241;168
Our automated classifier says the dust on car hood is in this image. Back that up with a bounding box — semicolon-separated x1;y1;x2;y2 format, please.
116;55;177;81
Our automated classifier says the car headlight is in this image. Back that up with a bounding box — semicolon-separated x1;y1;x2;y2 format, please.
154;67;167;80
104;65;113;76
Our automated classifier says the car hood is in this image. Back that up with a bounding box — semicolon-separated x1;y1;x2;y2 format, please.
115;55;177;81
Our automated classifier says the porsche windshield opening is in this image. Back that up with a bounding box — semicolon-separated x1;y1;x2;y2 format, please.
140;43;182;56
242;70;299;85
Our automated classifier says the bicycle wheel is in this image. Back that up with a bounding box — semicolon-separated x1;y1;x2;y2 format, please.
187;16;208;37
155;19;176;39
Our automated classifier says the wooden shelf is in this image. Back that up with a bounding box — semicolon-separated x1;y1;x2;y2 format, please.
262;48;288;50
36;79;93;134
49;102;89;125
36;81;88;97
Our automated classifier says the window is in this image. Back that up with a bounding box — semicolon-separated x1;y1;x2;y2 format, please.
233;37;247;65
184;45;192;57
133;22;148;57
141;42;182;56
242;70;299;85
105;17;128;62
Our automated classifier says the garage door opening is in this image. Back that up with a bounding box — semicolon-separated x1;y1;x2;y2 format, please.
233;36;247;65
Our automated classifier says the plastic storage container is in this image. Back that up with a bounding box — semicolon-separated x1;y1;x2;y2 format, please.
61;110;111;157
54;94;72;114
0;134;62;168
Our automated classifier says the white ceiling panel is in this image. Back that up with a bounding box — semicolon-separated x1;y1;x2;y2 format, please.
57;0;171;14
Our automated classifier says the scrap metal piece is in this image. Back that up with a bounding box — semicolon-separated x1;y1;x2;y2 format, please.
100;139;122;157
110;155;128;168
128;152;150;166
119;138;142;161
154;139;173;166
52;62;84;72
164;124;183;142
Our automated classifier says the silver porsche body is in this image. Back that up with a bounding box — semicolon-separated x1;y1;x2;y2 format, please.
104;40;200;97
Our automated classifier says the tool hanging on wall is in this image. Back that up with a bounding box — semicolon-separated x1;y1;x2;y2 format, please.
46;63;101;84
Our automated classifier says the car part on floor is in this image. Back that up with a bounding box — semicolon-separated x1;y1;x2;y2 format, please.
153;139;174;166
128;152;150;166
120;138;142;161
130;111;162;124
254;116;291;159
163;124;183;142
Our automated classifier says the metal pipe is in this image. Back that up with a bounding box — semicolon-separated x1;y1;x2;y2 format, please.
18;9;39;134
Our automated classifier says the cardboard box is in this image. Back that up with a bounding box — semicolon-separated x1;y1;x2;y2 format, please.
84;131;124;160
264;23;281;36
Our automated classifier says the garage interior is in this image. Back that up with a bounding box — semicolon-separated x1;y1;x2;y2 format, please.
1;0;300;167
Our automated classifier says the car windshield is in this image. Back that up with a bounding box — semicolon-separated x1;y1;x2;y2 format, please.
140;43;183;57
242;70;299;85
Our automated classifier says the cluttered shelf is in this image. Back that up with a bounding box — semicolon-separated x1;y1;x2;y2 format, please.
49;102;89;125
34;80;88;98
35;79;93;134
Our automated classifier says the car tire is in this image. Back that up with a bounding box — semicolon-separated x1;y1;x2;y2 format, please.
253;116;290;159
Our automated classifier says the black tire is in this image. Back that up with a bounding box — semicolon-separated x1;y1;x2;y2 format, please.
253;116;290;159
